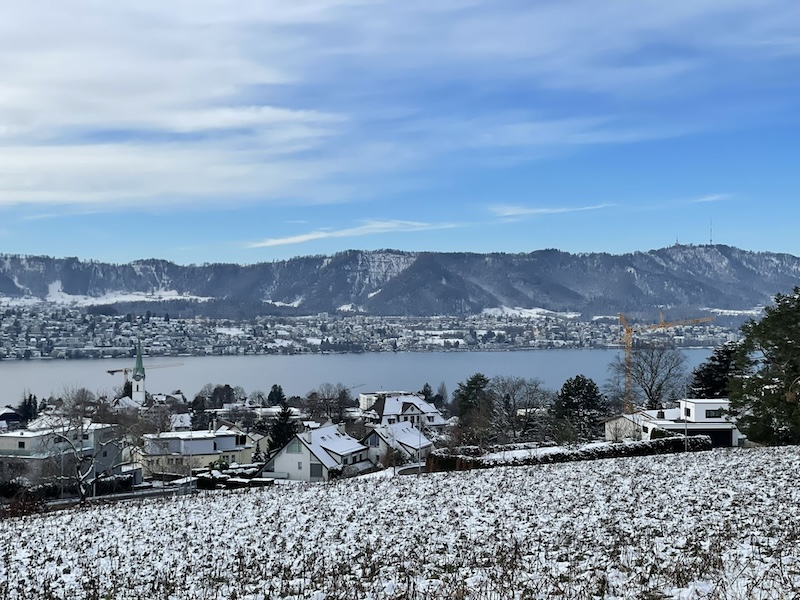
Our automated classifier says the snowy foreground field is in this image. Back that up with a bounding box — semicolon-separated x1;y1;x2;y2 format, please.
3;448;800;600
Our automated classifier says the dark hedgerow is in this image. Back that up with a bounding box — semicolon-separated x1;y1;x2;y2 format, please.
426;436;713;472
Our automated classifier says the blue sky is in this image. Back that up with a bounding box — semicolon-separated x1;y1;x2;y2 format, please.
1;1;799;265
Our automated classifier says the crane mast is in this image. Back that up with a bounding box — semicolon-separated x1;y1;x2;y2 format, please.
617;312;713;413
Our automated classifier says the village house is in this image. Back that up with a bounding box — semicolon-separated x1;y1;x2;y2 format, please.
359;392;448;433
136;426;254;478
362;422;433;465
604;398;746;447
0;416;128;488
265;424;369;482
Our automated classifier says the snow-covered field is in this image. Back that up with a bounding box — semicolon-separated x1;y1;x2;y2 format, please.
3;447;800;599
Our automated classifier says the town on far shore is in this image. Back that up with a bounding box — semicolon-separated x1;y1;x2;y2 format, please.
0;303;740;360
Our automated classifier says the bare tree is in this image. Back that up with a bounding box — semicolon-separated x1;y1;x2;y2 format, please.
489;376;554;442
315;382;353;422
248;390;267;407
40;387;132;502
609;344;688;410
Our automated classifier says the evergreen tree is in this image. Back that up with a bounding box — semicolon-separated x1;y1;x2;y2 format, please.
729;288;800;444
15;393;39;425
419;382;433;402
268;401;297;452
553;375;605;441
452;373;494;446
190;395;211;431
267;384;287;406
689;342;739;399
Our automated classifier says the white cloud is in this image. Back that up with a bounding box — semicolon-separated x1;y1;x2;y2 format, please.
690;194;733;203
249;219;462;248
489;204;615;219
0;1;796;209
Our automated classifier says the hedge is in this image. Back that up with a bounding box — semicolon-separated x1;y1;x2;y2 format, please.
426;436;713;472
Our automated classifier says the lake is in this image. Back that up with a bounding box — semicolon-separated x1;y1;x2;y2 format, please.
0;348;712;402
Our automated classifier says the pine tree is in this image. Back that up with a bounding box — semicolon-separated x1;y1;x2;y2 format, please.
267;384;286;406
268;401;297;452
452;373;494;446
690;342;739;399
553;375;604;441
729;288;800;444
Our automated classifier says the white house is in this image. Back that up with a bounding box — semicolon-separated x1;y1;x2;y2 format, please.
265;425;369;482
0;417;128;487
361;393;447;433
362;422;433;464
137;426;254;478
604;398;745;447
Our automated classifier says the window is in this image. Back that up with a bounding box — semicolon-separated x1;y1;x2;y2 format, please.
102;451;107;457
18;441;25;449
368;434;379;447
428;416;434;423
706;409;722;418
684;407;691;417
82;434;89;440
287;438;302;454
642;426;649;433
297;461;302;471
310;464;323;478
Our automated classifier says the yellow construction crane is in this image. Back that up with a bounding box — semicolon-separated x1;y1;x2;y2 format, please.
617;312;713;413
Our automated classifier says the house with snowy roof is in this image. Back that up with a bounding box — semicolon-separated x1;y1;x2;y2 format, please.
137;426;254;478
265;424;369;482
362;422;433;465
604;398;745;447
0;406;23;431
360;393;447;433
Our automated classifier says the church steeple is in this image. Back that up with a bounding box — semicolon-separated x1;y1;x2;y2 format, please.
131;341;146;405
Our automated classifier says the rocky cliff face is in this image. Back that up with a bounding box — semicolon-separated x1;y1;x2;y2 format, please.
1;245;797;317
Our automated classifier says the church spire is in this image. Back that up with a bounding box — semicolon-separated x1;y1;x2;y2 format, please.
131;341;146;405
132;341;145;381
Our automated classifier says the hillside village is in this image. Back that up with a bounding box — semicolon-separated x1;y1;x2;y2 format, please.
0;302;737;360
0;334;749;503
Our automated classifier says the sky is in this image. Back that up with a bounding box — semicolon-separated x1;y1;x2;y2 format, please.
1;1;799;265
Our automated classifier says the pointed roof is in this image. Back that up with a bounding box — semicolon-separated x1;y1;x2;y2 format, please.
132;342;145;380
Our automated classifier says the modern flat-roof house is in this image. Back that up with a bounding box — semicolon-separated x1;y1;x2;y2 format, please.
265;425;369;482
604;399;745;447
0;417;127;488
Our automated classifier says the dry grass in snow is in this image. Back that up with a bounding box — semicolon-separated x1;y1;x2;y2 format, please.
2;447;800;599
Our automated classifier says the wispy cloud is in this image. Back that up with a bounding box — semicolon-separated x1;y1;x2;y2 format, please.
0;2;796;210
249;219;463;248
489;204;616;219
690;194;733;203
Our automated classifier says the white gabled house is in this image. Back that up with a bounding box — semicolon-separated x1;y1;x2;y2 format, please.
266;425;369;482
362;422;433;464
360;393;447;433
604;398;746;447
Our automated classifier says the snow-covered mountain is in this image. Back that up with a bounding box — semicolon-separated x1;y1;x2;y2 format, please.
0;245;798;317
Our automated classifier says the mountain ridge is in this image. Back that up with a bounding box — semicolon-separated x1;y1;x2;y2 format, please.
1;245;798;318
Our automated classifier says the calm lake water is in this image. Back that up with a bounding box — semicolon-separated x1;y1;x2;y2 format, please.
0;348;712;402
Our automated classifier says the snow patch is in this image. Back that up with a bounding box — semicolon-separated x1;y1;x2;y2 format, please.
482;306;581;319
44;281;213;305
704;306;764;317
264;298;304;308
